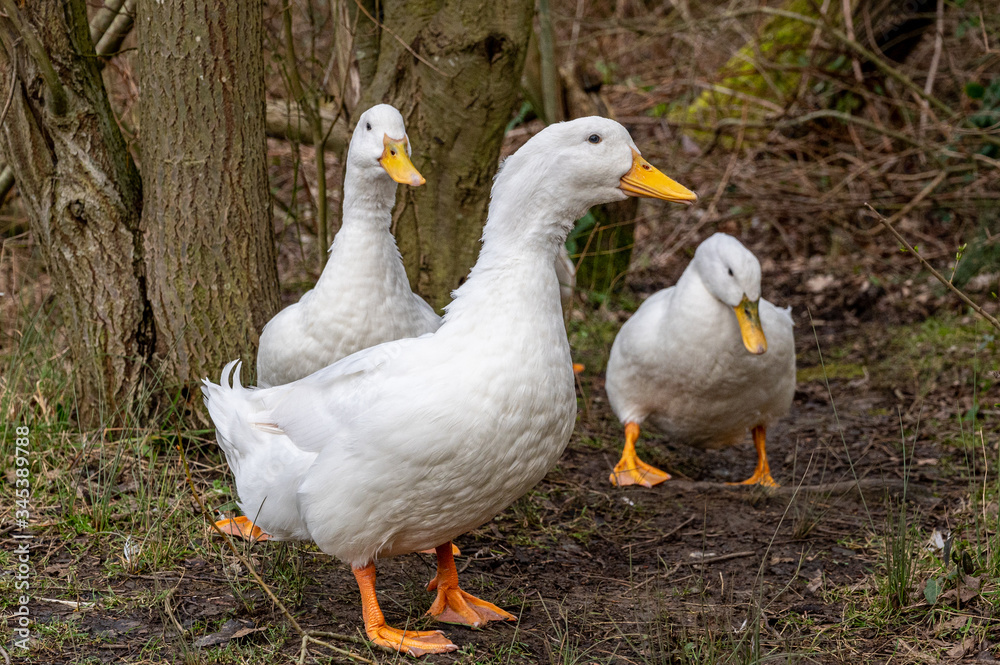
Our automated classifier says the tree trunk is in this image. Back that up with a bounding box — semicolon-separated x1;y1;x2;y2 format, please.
0;0;149;424
137;0;279;386
357;0;535;310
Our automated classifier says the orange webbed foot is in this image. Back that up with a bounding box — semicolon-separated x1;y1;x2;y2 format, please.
427;585;516;627
725;425;779;488
609;422;671;487
610;458;672;487
424;542;515;628
214;515;270;542
367;624;458;657
354;562;457;656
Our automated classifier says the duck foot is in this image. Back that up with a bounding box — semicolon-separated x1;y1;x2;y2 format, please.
609;422;671;487
725;425;779;488
354;563;457;656
367;624;457;657
214;515;270;542
426;542;516;627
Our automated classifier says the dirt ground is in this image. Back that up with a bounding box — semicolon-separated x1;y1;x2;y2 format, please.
13;249;1000;663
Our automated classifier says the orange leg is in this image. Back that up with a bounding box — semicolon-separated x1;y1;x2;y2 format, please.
353;563;457;656
420;542;461;557
610;422;671;487
426;542;516;627
214;515;270;542
727;425;778;487
572;362;585;374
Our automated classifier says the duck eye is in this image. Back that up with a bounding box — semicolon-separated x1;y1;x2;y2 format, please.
728;268;734;277
588;134;601;144
366;122;372;131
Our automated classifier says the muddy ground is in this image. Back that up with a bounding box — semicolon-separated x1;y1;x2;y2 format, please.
13;235;1000;664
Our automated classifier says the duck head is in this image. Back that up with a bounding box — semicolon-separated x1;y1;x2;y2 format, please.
489;117;697;245
693;233;767;355
350;105;425;187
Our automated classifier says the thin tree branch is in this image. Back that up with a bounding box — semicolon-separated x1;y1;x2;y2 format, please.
0;62;16;130
726;7;953;119
866;202;1000;332
282;3;329;260
89;0;126;47
537;0;559;124
0;0;67;116
94;0;136;57
919;0;944;137
350;0;447;76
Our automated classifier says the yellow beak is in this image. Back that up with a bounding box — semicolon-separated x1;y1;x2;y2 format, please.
619;149;697;204
379;136;425;186
733;296;767;355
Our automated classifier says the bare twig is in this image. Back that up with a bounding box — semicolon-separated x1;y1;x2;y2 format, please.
537;0;560;124
841;0;863;84
661;103;749;258
872;170;947;230
0;64;16;132
919;0;944;137
727;7;954;120
89;0;126;47
351;0;447;76
94;0;136;57
0;0;67;115
683;550;756;565
282;4;329;261
866;203;1000;332
177;441;374;663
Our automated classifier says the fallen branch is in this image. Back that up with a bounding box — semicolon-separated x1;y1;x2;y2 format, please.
683;550;756;565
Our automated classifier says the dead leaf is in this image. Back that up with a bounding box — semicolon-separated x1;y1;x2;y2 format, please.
806;275;836;293
806;568;824;594
192;619;263;648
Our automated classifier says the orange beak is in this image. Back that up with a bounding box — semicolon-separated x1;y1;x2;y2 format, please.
733;296;767;355
619;149;697;204
379;135;425;186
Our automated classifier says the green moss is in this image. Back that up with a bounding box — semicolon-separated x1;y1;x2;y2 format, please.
797;362;867;383
668;0;842;145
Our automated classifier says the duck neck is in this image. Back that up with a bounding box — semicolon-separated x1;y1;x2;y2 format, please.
315;168;408;292
443;195;572;333
338;168;397;235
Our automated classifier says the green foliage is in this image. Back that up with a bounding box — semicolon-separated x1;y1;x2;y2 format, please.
965;77;1000;157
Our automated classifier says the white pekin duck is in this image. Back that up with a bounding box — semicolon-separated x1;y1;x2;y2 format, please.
216;104;435;543
202;116;696;656
256;103;436;389
604;233;795;488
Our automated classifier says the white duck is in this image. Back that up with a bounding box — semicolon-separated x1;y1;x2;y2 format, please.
202;117;696;656
214;105;434;543
256;103;436;389
605;233;795;488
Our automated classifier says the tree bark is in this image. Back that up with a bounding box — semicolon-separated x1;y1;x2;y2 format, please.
357;0;535;309
0;0;149;424
137;0;279;385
